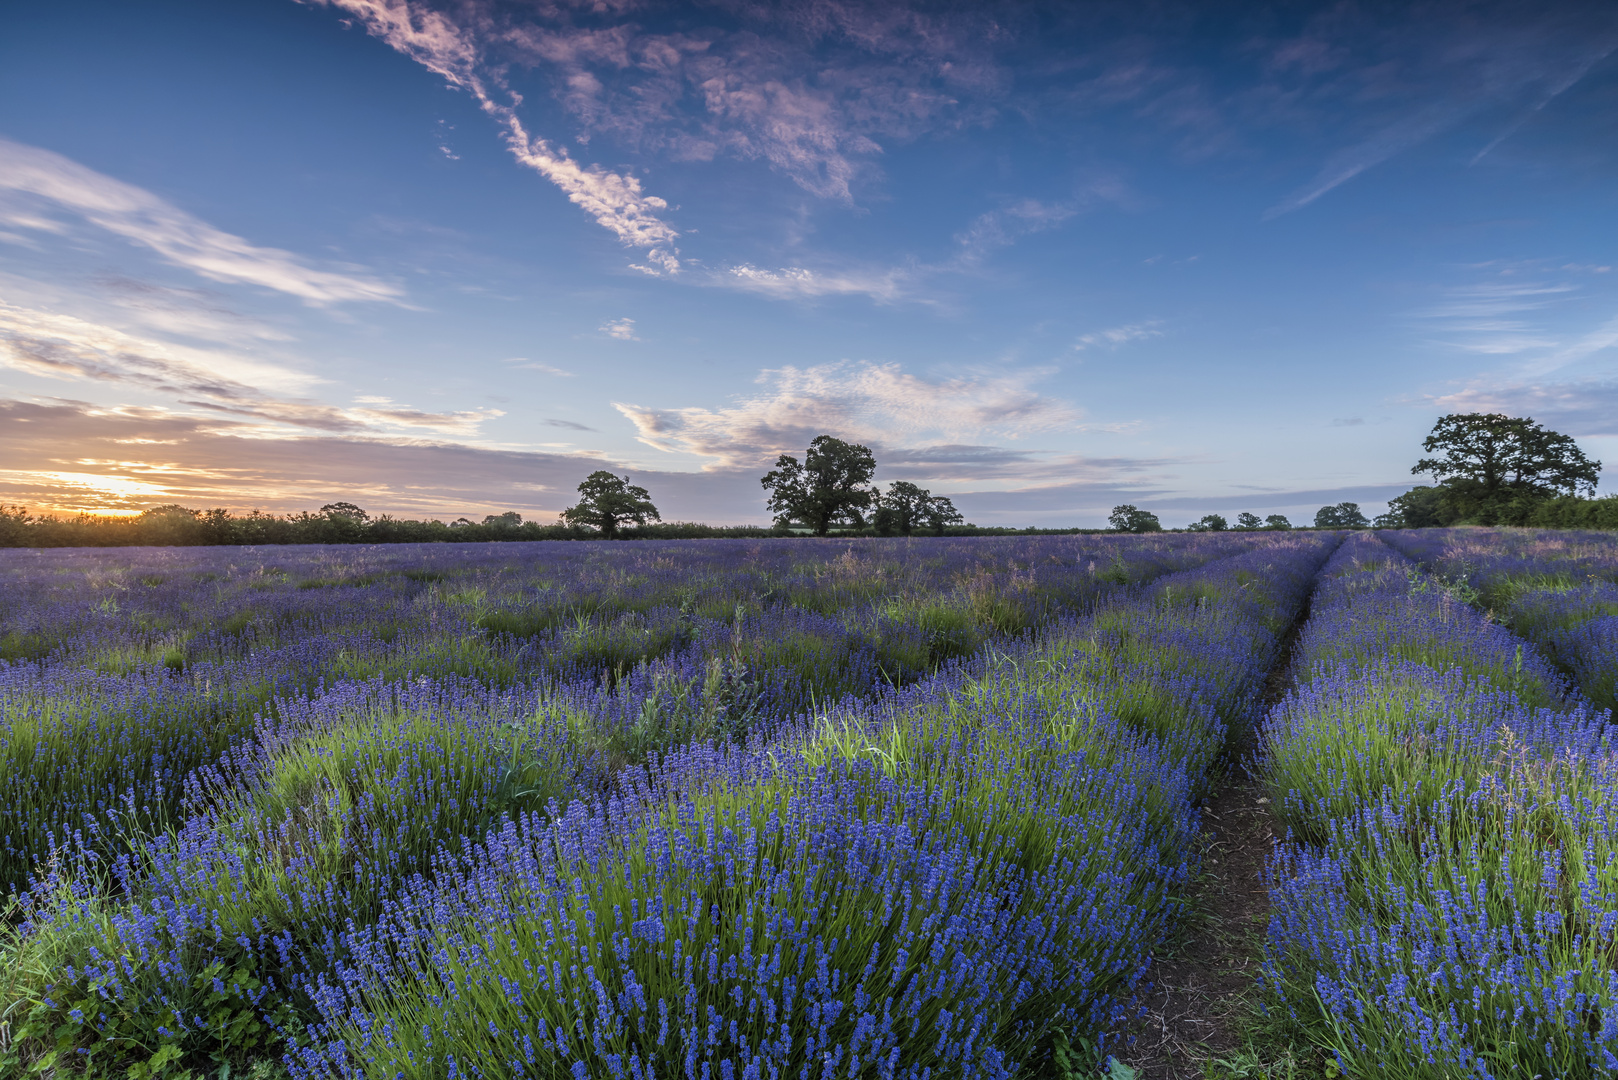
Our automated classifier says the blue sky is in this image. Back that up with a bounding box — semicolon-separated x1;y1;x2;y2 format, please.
2;0;1616;527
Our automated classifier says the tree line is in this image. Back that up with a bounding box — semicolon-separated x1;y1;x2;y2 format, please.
1;414;1609;547
1111;412;1608;533
0;436;979;548
551;435;964;537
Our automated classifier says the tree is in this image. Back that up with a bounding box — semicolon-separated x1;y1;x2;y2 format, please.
1234;512;1263;531
1108;505;1163;533
1187;513;1229;532
482;512;523;528
1373;486;1450;529
761;435;877;535
1315;502;1369;528
875;481;930;536
1413;413;1600;523
320;502;369;522
875;481;965;536
920;494;965;536
561;471;660;537
1264;514;1292;530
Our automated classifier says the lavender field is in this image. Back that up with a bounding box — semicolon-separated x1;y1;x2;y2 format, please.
2;530;1616;1079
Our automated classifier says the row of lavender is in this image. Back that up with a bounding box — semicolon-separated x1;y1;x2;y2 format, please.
1257;533;1618;1078
0;533;1276;1078
1379;527;1618;712
266;535;1340;1077
0;535;1256;896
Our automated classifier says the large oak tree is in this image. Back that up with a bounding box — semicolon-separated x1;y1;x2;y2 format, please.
760;435;877;535
1408;413;1601;524
561;471;660;537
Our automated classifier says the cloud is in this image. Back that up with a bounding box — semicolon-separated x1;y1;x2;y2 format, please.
0;301;500;438
949;186;1134;269
309;0;682;271
1262;10;1618;218
717;263;908;302
0;138;401;304
504;357;575;376
600;316;639;340
544;418;596;431
1428;376;1618;439
498;3;1009;204
1073;320;1164;351
1265;98;1481;219
613;359;1079;470
1413;267;1618;369
0;398;774;521
710;184;1125;305
1520;312;1618;376
880;443;1173;487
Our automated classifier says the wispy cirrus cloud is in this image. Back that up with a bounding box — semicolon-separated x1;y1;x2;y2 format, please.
1518;312;1618;376
1413;262;1618;371
0;138;401;304
503;357;574;376
0;302;500;437
1261;6;1618;217
613;359;1079;471
307;0;682;272
1074;320;1164;351
717;262;909;302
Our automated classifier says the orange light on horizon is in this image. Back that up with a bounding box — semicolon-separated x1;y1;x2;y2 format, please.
2;470;175;516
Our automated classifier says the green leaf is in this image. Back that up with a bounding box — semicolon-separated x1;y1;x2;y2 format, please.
1104;1057;1138;1080
148;1041;185;1072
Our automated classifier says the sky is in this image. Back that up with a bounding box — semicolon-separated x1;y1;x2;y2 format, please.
2;0;1617;528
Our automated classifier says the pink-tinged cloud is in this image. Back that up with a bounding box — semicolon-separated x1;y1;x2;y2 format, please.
0;399;1177;526
613;359;1081;469
0;398;765;520
309;0;682;269
0;302;500;438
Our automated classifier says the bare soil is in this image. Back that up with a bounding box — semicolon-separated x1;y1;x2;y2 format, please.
1120;615;1307;1079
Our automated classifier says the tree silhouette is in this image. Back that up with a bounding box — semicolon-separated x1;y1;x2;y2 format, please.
876;481;964;536
561;472;660;537
1107;505;1163;533
1410;413;1601;523
761;436;877;535
1314;502;1369;528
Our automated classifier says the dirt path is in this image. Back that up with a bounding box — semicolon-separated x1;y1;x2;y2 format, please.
1122;613;1307;1079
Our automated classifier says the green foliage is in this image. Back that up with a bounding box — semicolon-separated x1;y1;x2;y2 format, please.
2;883;295;1079
1187;513;1229;532
559;471;661;537
1372;485;1451;528
873;481;966;537
1415;412;1601;500
1394;413;1604;526
1522;493;1618;530
1108;505;1163;533
1313;502;1368;529
760;435;877;535
1234;512;1263;531
1264;514;1292;530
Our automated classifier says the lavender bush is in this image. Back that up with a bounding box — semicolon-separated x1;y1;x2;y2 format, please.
2;533;1291;1077
1259;532;1618;1078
